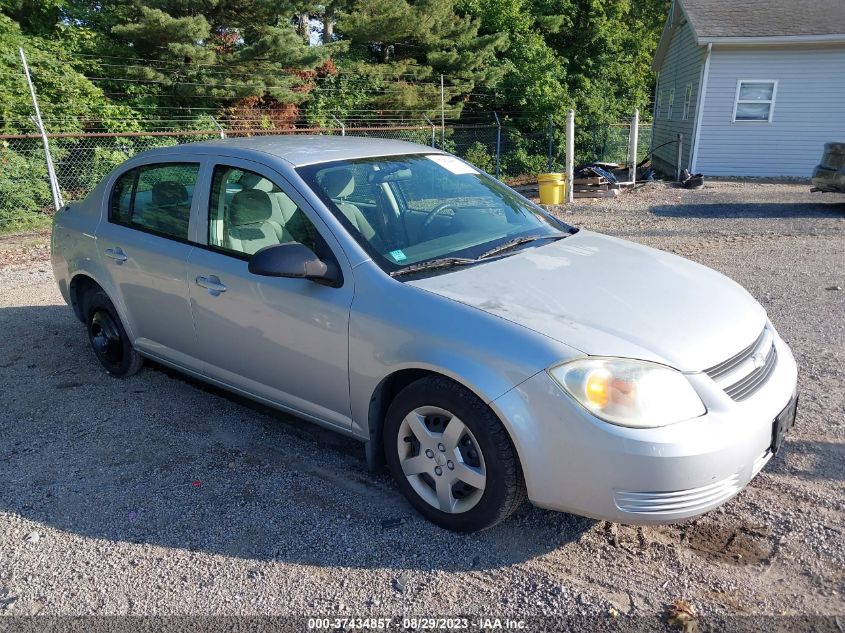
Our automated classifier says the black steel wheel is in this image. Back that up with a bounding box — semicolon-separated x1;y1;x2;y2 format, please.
85;290;143;377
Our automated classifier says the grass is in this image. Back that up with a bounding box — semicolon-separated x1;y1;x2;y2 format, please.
0;212;52;236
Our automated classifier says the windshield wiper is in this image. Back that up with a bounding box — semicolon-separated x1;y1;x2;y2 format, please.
389;257;479;278
477;234;565;260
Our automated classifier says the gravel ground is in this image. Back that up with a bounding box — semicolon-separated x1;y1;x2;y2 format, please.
0;181;843;624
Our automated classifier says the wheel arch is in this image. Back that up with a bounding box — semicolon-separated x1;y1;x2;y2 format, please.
363;366;521;473
68;273;103;322
67;272;135;342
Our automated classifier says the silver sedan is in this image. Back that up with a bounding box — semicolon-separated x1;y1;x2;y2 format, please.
51;137;798;531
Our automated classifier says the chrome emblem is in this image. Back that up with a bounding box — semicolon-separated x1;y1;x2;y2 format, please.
751;352;766;369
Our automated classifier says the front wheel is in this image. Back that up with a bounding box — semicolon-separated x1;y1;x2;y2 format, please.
384;376;526;532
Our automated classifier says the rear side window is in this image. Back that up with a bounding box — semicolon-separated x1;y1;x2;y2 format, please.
109;163;199;241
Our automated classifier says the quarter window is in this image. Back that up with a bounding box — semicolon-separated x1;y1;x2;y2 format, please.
208;165;318;257
733;80;776;122
110;169;135;224
109;162;199;241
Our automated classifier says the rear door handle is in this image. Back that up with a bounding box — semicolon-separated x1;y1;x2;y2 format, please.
195;274;227;296
104;247;128;264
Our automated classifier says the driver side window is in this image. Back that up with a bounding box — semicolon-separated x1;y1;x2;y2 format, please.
208;165;317;257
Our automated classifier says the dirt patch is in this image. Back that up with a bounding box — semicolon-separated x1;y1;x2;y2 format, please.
684;521;775;566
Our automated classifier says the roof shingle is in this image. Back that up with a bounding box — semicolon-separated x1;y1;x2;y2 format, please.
682;0;845;39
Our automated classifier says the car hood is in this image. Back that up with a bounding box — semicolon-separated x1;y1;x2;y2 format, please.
408;231;767;372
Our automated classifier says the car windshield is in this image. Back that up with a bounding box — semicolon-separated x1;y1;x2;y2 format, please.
297;153;573;273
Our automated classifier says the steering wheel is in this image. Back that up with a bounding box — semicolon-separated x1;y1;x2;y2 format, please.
418;202;457;240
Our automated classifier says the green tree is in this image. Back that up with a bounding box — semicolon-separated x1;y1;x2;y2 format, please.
331;0;507;118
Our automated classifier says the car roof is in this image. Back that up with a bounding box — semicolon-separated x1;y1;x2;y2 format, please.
139;135;442;167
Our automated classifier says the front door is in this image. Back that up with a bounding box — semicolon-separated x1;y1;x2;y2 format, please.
96;160;203;369
186;159;354;430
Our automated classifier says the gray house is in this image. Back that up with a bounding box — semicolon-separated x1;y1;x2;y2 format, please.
651;0;845;178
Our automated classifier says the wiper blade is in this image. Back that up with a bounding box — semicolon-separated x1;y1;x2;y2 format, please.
478;234;565;260
389;257;478;277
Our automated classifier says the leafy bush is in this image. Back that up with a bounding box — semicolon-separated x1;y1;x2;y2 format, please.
0;144;53;233
463;141;494;173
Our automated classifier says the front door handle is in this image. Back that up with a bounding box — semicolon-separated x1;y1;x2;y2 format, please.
195;274;227;296
104;247;128;264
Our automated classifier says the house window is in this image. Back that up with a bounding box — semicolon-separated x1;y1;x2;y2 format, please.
733;80;777;122
667;88;675;119
682;84;692;120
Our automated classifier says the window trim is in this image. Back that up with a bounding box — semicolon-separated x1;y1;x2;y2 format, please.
667;87;675;120
107;161;201;243
731;79;777;123
682;83;693;121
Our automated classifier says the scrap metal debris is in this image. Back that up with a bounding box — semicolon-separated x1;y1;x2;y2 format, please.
680;169;704;189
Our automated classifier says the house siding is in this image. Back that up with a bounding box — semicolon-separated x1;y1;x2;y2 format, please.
652;18;707;175
695;44;845;177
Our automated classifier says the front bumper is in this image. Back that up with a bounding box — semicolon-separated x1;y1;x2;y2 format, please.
490;331;798;524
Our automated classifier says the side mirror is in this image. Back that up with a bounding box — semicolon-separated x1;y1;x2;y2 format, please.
248;243;340;286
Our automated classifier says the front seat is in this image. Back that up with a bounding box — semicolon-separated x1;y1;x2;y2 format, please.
319;169;379;244
226;189;291;255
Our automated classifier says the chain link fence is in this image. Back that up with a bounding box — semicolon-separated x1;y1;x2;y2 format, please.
0;115;653;236
583;121;653;165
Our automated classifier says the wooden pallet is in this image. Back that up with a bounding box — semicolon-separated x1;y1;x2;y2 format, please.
572;175;620;199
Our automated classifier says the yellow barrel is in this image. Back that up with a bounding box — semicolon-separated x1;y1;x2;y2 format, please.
537;172;566;205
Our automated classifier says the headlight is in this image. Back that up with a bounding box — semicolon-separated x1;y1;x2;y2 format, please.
548;358;706;428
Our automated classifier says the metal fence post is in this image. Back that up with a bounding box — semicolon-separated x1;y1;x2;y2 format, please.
676;133;683;181
19;47;63;211
492;111;501;179
440;75;445;147
628;108;639;184
423;115;436;147
546;115;553;172
566;109;575;204
331;114;345;136
210;116;226;139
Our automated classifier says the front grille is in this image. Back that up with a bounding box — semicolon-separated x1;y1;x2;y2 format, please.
705;327;777;401
724;346;777;400
614;474;742;515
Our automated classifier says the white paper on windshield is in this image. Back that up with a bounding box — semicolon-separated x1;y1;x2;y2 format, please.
426;154;479;175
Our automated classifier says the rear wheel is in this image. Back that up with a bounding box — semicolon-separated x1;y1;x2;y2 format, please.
384;376;525;532
84;290;143;377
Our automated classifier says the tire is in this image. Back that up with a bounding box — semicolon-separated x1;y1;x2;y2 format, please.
384;376;526;532
84;290;143;378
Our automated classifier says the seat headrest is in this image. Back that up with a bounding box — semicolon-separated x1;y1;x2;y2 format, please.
238;171;276;192
320;169;355;199
152;181;188;207
230;189;273;225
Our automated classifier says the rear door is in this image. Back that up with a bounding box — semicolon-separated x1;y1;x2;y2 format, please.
96;158;206;369
186;158;355;430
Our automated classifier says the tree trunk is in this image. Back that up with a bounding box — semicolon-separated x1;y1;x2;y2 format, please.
322;18;334;44
297;13;311;43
